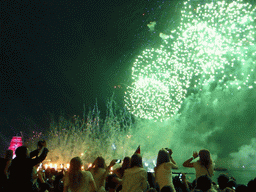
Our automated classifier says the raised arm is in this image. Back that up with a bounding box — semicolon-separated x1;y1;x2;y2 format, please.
30;140;45;159
183;151;198;168
31;147;49;166
170;157;178;169
104;159;116;177
31;141;49;166
107;159;116;170
166;148;178;169
29;149;40;159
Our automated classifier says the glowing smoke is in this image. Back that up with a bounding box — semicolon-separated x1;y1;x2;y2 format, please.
125;0;256;120
26;0;256;171
125;0;256;169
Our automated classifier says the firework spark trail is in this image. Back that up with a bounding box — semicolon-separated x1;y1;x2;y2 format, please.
125;0;256;120
170;0;256;89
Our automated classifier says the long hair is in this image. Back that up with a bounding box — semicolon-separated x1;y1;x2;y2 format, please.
156;149;170;167
68;157;83;191
119;156;131;178
154;149;170;183
93;156;106;173
130;153;143;168
198;149;212;169
154;148;170;177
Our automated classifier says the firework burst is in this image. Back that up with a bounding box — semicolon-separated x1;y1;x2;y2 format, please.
125;0;256;120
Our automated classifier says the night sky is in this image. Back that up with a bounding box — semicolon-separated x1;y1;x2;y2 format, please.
2;0;179;153
2;0;256;173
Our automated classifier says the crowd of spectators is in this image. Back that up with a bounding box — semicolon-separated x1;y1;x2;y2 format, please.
1;140;256;192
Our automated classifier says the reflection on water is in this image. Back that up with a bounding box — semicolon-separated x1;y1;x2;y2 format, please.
174;168;256;185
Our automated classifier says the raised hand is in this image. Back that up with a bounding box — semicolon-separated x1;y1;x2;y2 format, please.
110;159;116;167
168;149;173;156
193;151;198;158
181;173;186;181
41;140;47;148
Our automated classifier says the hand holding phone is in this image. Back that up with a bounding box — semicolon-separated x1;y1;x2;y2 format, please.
179;174;183;181
165;148;173;156
193;151;199;158
115;159;122;163
180;173;186;182
41;140;47;148
109;160;116;167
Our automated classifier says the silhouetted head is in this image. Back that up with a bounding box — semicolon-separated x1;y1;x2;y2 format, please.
15;146;29;158
38;140;45;148
94;156;106;169
70;157;83;172
131;153;143;168
196;175;212;192
122;156;131;169
161;185;174;192
227;180;236;189
217;174;229;190
235;184;247;192
118;156;131;178
146;188;157;192
199;149;212;169
247;178;256;192
156;148;170;167
69;157;83;191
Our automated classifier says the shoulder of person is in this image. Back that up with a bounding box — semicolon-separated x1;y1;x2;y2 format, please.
125;166;145;174
132;166;145;171
42;147;49;153
83;170;92;177
82;170;89;174
137;166;147;171
114;167;121;172
89;167;96;173
123;168;129;174
164;162;175;169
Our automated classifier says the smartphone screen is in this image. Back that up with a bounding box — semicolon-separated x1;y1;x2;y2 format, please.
116;159;121;163
179;174;182;181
